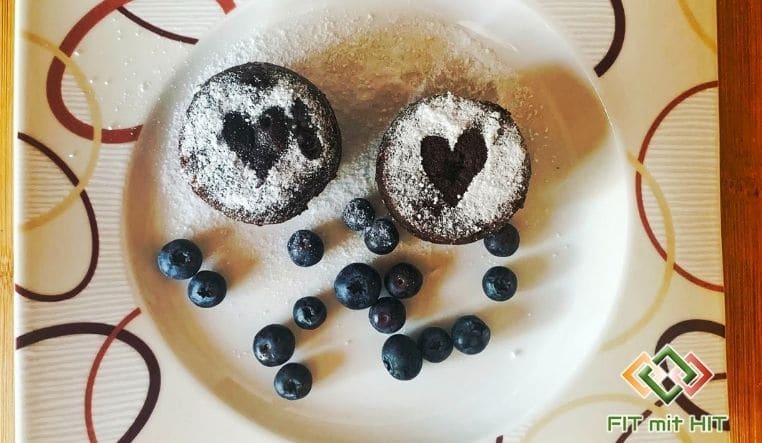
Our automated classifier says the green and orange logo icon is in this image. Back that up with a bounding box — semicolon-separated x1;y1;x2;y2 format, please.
621;345;714;405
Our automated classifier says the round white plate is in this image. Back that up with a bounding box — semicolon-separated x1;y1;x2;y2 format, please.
124;0;630;441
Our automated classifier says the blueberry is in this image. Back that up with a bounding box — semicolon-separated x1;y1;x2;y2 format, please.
253;324;295;367
382;334;423;381
157;239;202;280
334;263;382;309
384;263;423;299
417;327;453;363
483;224;520;257
451;315;491;355
187;271;226;307
274;362;312;400
342;198;375;231
369;297;406;334
482;266;518;302
293;296;327;330
287;230;324;267
364;219;399;255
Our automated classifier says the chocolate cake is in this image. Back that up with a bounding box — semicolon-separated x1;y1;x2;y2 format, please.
179;62;341;225
376;93;530;244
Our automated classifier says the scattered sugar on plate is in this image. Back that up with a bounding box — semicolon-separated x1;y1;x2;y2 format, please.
146;12;539;311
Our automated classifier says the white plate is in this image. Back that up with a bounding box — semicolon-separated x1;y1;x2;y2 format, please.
125;0;628;441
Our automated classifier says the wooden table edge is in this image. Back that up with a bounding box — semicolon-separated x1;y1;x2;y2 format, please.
718;0;762;441
1;0;14;442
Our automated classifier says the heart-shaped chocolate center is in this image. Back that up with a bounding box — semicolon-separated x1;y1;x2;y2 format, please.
420;127;488;206
221;99;321;182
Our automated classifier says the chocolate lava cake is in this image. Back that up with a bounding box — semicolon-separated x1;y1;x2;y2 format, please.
376;93;530;244
179;62;341;225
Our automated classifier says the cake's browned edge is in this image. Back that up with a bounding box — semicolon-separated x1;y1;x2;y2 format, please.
718;0;762;441
0;0;14;441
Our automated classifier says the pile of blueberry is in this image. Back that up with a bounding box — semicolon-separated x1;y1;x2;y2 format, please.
156;239;227;308
155;198;521;400
482;223;520;302
252;321;316;400
342;197;399;255
248;295;329;400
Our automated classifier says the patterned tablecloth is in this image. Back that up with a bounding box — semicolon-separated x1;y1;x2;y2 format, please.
14;1;724;441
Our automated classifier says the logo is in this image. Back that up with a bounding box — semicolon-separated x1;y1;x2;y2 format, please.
621;345;713;404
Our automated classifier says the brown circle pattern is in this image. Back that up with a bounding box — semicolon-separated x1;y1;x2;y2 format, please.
16;316;161;442
15;132;99;302
14;0;237;440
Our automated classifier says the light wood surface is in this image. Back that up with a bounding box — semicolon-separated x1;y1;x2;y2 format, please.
1;0;14;442
1;1;760;442
717;0;762;441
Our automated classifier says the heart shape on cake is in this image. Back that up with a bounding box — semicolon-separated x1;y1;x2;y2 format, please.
222;100;322;183
420;127;488;206
222;107;291;182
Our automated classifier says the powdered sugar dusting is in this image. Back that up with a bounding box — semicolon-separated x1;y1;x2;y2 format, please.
381;93;529;242
179;66;340;224
159;13;536;237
